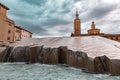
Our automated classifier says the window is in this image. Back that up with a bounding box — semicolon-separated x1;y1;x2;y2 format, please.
9;24;11;26
8;30;11;34
7;37;10;40
8;24;12;28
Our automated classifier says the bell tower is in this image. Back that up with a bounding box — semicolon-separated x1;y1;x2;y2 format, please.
91;21;95;29
87;21;100;35
74;9;81;36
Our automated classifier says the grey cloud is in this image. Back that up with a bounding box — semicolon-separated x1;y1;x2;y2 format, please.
10;12;34;19
20;0;47;6
74;0;83;2
0;0;120;37
81;4;117;22
89;5;116;19
43;18;70;26
29;26;48;34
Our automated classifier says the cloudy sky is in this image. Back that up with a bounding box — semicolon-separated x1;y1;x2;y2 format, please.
0;0;120;38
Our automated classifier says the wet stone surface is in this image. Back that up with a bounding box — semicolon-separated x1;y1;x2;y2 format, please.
11;36;120;59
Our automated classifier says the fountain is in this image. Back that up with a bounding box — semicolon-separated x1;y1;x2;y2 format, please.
1;45;120;75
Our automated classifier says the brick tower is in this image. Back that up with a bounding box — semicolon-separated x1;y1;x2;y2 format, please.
73;9;81;36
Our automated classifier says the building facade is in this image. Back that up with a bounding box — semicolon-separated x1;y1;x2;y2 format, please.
0;3;32;43
71;10;120;42
14;26;21;41
21;28;32;39
0;3;9;42
6;18;15;43
14;26;32;41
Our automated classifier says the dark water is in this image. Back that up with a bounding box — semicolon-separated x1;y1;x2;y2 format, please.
0;63;120;80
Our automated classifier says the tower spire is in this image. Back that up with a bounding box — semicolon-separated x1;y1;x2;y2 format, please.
92;20;94;24
76;8;79;18
91;20;95;29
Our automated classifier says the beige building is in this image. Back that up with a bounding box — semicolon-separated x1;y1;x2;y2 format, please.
14;26;21;41
6;18;15;43
71;10;120;42
0;3;32;43
87;21;100;35
0;3;9;42
21;28;32;39
14;26;32;41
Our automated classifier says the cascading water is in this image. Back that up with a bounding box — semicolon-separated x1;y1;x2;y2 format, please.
2;46;15;62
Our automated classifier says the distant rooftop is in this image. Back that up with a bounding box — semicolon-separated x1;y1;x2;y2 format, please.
15;26;32;34
0;3;9;10
7;18;15;24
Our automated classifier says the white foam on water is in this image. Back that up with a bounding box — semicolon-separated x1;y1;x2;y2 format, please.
93;74;110;78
